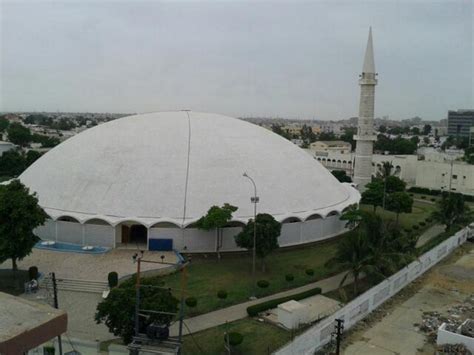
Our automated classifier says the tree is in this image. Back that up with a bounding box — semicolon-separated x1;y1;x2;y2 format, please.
385;192;413;224
196;203;238;259
0;149;42;179
340;127;357;150
331;170;352;183
385;175;406;193
432;193;471;231
0;117;9;132
234;213;281;272
0;180;47;270
300;124;316;144
378;125;387;133
6;123;32;147
361;180;384;212
423;124;432;135
95;277;179;344
271;124;291;140
411;127;420;135
423;137;430;145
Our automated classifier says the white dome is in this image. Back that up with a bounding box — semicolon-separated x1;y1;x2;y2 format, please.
20;111;360;227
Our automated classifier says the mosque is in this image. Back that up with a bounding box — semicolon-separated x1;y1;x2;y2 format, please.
19;30;377;252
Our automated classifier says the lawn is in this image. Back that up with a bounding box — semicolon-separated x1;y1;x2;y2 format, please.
182;318;293;355
160;237;345;316
0;269;29;295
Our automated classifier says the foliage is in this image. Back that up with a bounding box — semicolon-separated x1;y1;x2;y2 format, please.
385;192;413;223
6;123;32;146
385;176;406;193
0;180;47;270
374;134;417;154
464;146;474;165
331;170;352;183
361;180;384;211
0;149;42;178
285;274;294;282
196;203;238;258
305;269;314;276
95;278;179;344
108;272;118;288
225;332;244;346
271;124;291;140
28;266;38;280
432;193;471;231
234;213;281;272
185;297;197;308
0;117;9;132
300;124;316;144
422;124;432;135
340;127;357;150
43;345;55;354
246;287;322;316
340;205;363;229
257;280;269;288
217;290;228;299
31;133;60;148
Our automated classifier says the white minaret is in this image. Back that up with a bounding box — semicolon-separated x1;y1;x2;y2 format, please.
353;27;378;192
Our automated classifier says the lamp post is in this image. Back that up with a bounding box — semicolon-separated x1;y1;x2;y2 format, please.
243;172;259;299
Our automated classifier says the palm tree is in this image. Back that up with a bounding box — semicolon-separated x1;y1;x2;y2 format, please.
432;193;471;231
376;161;393;209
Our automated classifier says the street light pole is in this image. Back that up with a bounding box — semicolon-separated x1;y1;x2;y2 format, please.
243;172;259;299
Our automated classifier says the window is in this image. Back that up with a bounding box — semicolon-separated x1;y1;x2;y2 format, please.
452;175;458;179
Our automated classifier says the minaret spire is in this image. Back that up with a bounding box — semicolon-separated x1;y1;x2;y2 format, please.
362;27;375;74
353;28;378;192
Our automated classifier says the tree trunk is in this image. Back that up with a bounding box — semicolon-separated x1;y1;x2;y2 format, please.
12;258;17;271
216;229;221;261
353;271;359;296
261;258;266;273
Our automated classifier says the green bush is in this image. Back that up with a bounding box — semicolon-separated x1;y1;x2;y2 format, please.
404;228;412;233
305;269;314;276
426;217;433;223
430;198;436;202
225;332;244;346
28;266;38;280
108;271;118;288
247;287;322;316
413;225;419;230
185;297;197;308
285;274;294;282
421;196;426;199
419;221;426;227
409;193;414;197
257;280;269;289
43;345;55;355
217;290;228;299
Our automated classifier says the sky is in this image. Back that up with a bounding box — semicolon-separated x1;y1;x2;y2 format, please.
0;0;472;121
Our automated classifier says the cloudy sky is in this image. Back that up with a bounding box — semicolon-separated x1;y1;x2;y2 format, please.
1;0;472;120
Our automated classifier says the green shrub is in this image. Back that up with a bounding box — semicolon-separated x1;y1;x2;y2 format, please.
421;196;426;199
217;290;228;299
257;280;269;289
404;228;412;233
247;287;322;316
285;274;294;282
225;332;244;346
185;297;197;308
430;198;436;202
426;217;433;223
419;221;426;227
108;271;118;288
43;345;55;355
413;225;419;230
28;266;38;281
305;269;314;276
409;193;414;197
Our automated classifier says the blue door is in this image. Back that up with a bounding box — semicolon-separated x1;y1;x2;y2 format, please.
149;239;173;251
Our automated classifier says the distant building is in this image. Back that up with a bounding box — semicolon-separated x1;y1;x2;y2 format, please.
447;110;474;138
310;140;352;155
0;141;15;156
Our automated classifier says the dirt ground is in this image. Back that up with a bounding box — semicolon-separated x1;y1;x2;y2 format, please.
342;242;474;355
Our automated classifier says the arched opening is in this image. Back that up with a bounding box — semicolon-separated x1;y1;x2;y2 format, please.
226;221;246;227
281;217;302;224
84;218;110;225
305;214;323;221
326;211;340;217
150;222;181;228
57;216;80;223
118;221;148;247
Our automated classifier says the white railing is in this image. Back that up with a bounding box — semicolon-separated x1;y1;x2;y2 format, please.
274;226;472;355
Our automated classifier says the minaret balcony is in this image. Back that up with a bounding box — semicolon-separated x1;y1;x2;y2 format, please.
353;134;377;141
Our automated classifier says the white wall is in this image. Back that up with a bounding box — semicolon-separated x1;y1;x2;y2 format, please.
56;220;83;244
274;227;471;355
84;224;115;248
34;219;56;240
437;322;474;353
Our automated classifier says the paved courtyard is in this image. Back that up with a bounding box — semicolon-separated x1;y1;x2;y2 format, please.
0;248;179;281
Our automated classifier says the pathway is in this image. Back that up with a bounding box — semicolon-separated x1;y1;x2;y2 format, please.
416;224;445;248
170;270;353;337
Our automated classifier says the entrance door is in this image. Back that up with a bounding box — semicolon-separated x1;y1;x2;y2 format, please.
121;225;130;244
130;225;147;245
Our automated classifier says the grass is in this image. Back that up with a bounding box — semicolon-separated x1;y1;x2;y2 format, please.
159;237;345;316
182;318;294;355
0;269;29;295
360;199;437;231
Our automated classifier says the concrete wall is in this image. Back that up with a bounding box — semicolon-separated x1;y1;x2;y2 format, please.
437;322;474;353
274;227;471;355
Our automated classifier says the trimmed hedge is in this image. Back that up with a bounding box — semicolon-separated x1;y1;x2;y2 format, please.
225;332;243;346
408;187;474;202
217;290;228;299
247;286;322;317
257;280;269;289
185;297;197;308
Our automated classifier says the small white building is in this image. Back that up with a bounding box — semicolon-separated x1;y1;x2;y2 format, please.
0;141;15;156
437;320;474;353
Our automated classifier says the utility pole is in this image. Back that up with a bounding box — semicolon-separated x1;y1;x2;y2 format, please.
243;172;259;300
333;318;344;355
51;273;63;355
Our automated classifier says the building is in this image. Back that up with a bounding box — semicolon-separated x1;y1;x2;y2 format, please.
0;141;15;156
447;110;474;138
0;292;67;354
310;141;352;155
20;111;360;252
353;28;378;191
